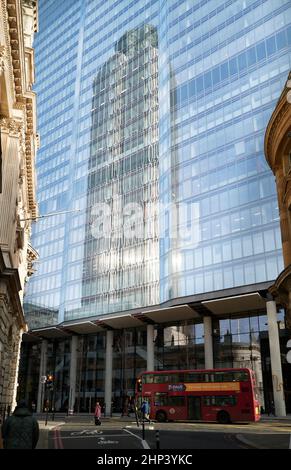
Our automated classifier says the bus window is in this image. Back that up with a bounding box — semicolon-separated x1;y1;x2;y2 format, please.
203;396;237;406
144;374;154;384
233;371;249;382
213;372;234;382
154;393;168;406
168;396;185;407
186;373;206;383
153;375;168;383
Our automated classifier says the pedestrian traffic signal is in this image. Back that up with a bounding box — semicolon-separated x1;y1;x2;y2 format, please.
137;378;142;392
46;375;54;385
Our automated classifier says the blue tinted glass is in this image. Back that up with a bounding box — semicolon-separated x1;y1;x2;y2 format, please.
196;76;204;93
256;41;266;60
238;52;247;71
180;83;188;102
266;36;276;56
229;57;238;75
247;47;256;67
276;30;287;50
212;66;220;84
25;0;288;325
220;62;229;80
188;78;196;98
204;71;212;89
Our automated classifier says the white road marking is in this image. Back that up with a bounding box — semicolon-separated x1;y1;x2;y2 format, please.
123;428;150;449
53;433;125;440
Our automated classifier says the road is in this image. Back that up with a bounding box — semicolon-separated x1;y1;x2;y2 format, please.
48;421;250;449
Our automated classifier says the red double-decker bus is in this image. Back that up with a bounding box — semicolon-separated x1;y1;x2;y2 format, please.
136;368;260;424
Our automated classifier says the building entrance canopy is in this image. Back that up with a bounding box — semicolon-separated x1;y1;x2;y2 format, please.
24;291;273;340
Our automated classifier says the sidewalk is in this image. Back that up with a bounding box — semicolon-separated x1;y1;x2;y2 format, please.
235;414;291;449
37;421;65;449
260;414;291;422
236;433;291;449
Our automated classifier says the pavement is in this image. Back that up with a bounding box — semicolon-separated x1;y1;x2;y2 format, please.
236;415;291;449
35;414;291;450
37;420;65;449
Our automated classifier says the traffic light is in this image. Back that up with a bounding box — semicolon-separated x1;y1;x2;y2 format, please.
46;375;54;389
137;378;142;392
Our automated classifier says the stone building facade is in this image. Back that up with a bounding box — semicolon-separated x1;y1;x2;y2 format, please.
0;0;38;412
265;71;291;333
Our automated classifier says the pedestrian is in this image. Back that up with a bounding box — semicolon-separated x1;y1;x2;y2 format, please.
94;401;102;426
31;401;36;414
1;400;39;449
141;399;150;423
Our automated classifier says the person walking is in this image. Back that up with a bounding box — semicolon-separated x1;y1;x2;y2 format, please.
1;400;39;449
141;399;150;423
94;401;102;426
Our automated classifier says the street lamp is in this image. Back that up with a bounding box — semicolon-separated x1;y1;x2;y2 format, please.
20;208;81;222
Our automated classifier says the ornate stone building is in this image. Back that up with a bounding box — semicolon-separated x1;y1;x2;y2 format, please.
265;71;291;332
0;0;38;412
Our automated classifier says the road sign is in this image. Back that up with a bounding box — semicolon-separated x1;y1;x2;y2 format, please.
40;376;47;384
287;339;291;364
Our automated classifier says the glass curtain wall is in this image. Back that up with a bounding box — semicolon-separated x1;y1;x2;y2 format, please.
158;0;291;302
155;321;204;370
213;311;285;409
75;334;106;413
81;25;159;320
112;327;147;413
25;1;291;328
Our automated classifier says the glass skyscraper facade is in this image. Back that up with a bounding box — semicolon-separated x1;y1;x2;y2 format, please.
24;0;291;327
20;0;291;414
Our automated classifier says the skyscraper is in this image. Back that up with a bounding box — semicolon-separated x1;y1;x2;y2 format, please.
21;0;291;416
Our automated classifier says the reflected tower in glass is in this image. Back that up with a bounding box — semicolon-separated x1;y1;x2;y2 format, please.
82;25;159;317
24;0;291;328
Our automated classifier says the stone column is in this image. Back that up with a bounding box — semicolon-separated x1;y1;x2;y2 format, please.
203;316;214;369
147;324;155;371
68;336;78;414
266;300;286;417
104;330;113;417
37;340;48;413
11;328;23;411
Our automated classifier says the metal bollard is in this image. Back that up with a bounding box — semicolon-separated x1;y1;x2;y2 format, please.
142;413;145;440
156;430;160;449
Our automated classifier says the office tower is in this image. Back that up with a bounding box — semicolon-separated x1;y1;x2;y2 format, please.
21;1;291;415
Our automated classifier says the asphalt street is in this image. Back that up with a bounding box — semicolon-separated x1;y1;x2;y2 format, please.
38;416;291;450
46;421;256;449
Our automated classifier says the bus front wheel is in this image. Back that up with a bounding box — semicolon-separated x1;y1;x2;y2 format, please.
156;410;167;422
217;411;230;425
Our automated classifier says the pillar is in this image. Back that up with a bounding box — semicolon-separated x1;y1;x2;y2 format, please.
68;336;78;414
147;324;155;371
104;330;113;417
11;328;24;412
203;316;214;369
37;339;47;413
266;300;286;417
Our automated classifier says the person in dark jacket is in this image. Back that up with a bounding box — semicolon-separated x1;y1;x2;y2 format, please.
1;400;39;449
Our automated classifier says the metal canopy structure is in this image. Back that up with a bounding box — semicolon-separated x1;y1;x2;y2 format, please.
202;292;267;315
141;304;200;323
23;291;270;340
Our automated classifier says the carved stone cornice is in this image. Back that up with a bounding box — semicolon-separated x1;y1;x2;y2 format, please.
0;45;8;75
24;96;37;218
265;71;291;171
6;0;26;104
0;116;24;137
